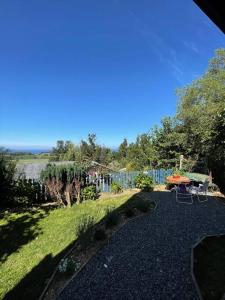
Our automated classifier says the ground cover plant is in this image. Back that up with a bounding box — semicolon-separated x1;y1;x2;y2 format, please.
111;182;123;194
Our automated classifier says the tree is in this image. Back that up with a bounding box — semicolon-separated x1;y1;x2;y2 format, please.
176;48;225;191
41;164;86;206
152;117;185;168
118;138;128;160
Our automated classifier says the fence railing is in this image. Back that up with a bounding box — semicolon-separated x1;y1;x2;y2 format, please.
16;169;173;200
87;169;173;192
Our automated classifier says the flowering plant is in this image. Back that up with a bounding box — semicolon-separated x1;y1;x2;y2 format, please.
58;258;81;275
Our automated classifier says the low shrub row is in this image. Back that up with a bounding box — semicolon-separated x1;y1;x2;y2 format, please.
58;196;154;276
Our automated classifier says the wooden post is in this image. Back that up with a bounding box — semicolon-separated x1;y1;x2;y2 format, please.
179;155;184;170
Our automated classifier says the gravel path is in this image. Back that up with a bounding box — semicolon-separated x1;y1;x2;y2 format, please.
59;192;225;300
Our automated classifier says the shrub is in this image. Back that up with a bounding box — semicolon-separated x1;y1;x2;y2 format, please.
81;184;99;201
15;179;41;205
105;211;120;229
76;215;95;237
58;258;81;275
134;199;152;212
124;207;135;218
134;173;154;192
111;182;123;194
40;163;87;206
172;169;186;176
0;149;17;207
94;229;106;241
208;183;220;192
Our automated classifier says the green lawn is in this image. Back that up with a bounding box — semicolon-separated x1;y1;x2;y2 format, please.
0;193;136;300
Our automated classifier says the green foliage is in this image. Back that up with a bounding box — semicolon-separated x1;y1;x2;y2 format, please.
58;258;80;276
81;184;99;201
15;179;41;205
118;138;128;160
0;149;17;206
172;169;186;176
176;48;225;192
208;183;220;192
134;173;154;192
151;117;185;168
76;215;95;237
94;229;106;241
41;163;86;182
51;134;113;166
40;163;87;206
111;182;123;194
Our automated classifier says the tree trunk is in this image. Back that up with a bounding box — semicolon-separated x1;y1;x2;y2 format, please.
65;191;71;207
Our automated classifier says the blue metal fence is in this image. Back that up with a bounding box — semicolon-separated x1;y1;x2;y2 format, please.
88;169;173;192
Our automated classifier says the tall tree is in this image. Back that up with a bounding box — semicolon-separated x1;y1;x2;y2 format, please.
176;48;225;191
118;138;128;160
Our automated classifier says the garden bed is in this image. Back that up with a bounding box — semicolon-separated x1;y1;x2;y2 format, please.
42;192;156;300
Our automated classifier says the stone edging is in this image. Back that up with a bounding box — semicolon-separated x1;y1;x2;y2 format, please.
39;195;157;300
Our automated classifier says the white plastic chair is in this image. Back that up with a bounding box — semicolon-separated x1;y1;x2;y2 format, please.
188;180;209;202
176;184;193;204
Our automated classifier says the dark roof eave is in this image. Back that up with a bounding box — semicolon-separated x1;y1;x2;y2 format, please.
193;0;225;34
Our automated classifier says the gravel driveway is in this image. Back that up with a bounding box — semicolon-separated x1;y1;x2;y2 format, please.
58;191;225;300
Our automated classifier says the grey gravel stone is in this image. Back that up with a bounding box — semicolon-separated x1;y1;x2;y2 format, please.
58;192;225;300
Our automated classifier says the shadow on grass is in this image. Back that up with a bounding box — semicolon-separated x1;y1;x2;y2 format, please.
0;208;50;263
4;191;155;300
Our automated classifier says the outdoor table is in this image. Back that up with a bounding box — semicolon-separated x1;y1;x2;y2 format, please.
166;175;191;185
166;175;191;195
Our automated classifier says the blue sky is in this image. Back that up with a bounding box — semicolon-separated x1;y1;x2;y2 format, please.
0;0;224;149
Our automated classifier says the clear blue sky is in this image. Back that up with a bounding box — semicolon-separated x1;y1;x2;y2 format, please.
0;0;224;149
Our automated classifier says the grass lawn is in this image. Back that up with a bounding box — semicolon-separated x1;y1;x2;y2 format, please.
194;235;225;300
0;192;137;300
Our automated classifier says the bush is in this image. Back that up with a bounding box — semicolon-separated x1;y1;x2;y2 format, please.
134;173;154;192
172;168;187;176
94;229;106;241
0;149;17;206
208;183;220;192
81;184;99;201
105;211;120;229
111;182;123;194
58;258;81;276
76;215;95;237
15;179;42;205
